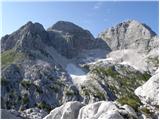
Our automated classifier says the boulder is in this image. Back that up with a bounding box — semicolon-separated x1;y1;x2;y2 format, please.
135;72;159;106
78;101;121;119
98;110;123;119
44;101;84;119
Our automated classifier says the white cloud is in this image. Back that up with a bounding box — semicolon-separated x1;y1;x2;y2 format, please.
93;2;103;9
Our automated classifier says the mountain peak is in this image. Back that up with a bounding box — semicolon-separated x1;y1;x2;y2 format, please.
114;19;156;36
1;21;47;52
21;21;45;33
48;21;83;33
98;19;157;50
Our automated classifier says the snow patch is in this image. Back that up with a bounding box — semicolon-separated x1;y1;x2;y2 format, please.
88;57;114;65
66;64;87;86
120;61;139;70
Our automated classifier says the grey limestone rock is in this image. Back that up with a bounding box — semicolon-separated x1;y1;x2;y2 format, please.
44;101;84;119
98;20;157;51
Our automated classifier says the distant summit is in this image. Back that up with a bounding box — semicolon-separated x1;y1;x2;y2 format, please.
48;21;85;33
98;20;157;51
47;21;96;58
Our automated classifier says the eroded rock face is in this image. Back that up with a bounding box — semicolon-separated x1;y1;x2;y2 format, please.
1;21;49;53
1;60;81;112
44;101;84;119
0;109;22;119
98;21;159;74
134;71;159;119
20;107;48;119
105;47;158;74
98;20;157;51
78;101;120;119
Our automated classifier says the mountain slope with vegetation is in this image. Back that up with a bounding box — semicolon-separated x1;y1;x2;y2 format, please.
1;20;159;119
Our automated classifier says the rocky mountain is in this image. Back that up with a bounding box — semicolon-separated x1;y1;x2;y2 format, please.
98;20;158;74
47;21;110;58
1;20;159;119
1;21;82;113
98;20;156;51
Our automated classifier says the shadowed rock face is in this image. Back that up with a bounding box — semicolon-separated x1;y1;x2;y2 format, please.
47;21;96;58
1;20;110;59
1;21;49;53
98;20;157;51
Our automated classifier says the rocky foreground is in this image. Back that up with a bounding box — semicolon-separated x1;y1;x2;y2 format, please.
1;20;159;119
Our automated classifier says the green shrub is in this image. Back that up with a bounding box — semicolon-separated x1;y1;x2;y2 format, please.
91;85;106;100
37;101;51;112
47;76;55;81
91;65;152;99
1;49;25;67
92;66;119;79
50;84;60;92
54;80;65;87
142;72;151;81
81;85;105;100
1;77;9;86
140;107;151;115
117;95;142;111
21;80;32;88
141;107;155;118
49;81;65;92
22;94;29;104
109;85;118;94
147;56;159;67
35;85;43;94
65;90;78;96
81;86;90;96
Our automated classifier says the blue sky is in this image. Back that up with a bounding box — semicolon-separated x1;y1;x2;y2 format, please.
1;1;159;37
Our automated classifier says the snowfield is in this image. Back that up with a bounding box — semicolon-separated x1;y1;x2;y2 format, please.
120;61;139;70
66;64;88;86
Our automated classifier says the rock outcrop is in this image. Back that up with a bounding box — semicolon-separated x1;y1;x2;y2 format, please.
44;101;84;119
135;71;159;118
135;72;159;106
0;109;22;119
44;101;138;119
20;107;48;119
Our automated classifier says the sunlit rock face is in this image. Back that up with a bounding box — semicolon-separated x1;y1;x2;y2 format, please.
98;20;157;51
44;101;138;119
135;71;159;118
